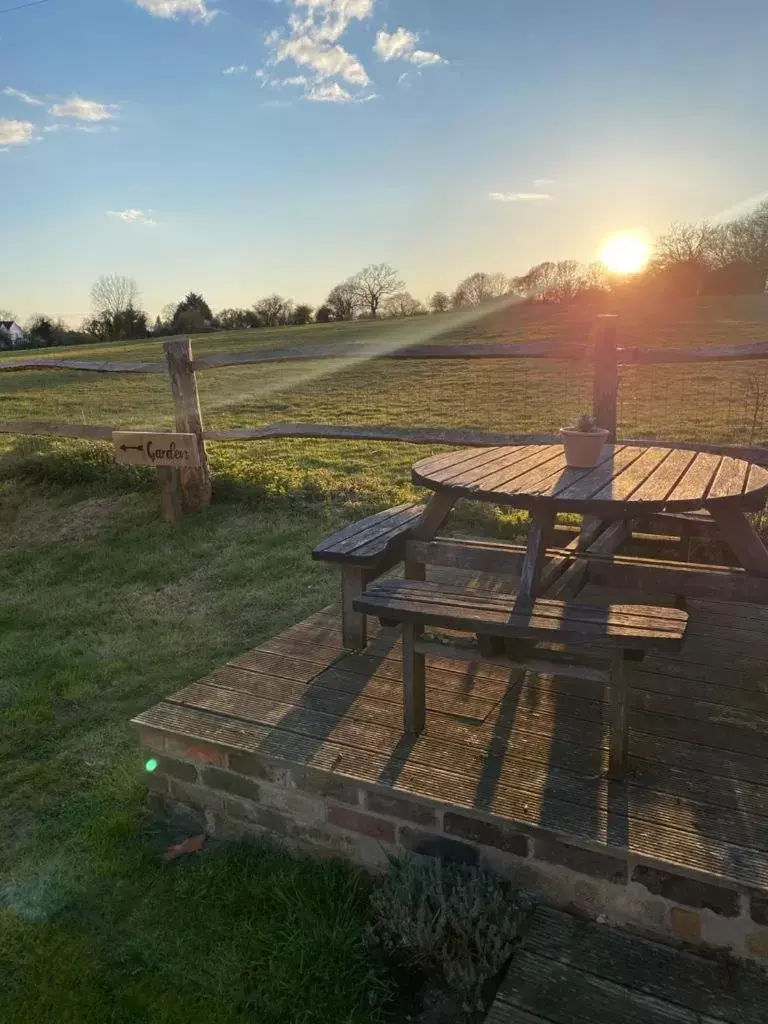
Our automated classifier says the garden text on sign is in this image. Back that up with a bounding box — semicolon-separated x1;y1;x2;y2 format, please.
113;431;201;469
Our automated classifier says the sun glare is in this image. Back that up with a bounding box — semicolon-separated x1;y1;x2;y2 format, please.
600;232;651;275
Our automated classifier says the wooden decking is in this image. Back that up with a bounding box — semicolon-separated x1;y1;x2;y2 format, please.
488;906;768;1023
138;581;768;895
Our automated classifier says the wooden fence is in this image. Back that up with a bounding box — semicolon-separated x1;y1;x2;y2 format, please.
2;314;768;520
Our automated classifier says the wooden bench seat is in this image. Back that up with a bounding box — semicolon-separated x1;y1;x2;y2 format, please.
356;579;688;649
355;569;688;780
312;501;424;650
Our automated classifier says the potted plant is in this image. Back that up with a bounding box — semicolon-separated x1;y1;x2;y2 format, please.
560;412;610;468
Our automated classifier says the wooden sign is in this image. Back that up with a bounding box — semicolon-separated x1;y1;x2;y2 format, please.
113;431;201;469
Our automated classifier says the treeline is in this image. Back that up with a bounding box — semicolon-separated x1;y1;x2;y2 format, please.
3;200;767;350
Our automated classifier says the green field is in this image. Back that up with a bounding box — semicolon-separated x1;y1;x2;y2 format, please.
2;295;768;1022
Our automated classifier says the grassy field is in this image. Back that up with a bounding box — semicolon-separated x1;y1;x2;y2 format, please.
1;295;768;1022
2;295;768;516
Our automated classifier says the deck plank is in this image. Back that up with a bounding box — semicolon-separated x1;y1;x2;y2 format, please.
520;907;767;1024
496;951;704;1024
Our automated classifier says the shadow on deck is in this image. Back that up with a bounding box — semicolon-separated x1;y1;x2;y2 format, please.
134;583;768;963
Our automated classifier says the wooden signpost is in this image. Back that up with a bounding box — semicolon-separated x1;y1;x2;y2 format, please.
113;431;200;522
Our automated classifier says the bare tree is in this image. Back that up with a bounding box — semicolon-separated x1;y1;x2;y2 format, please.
351;263;404;318
326;279;359;320
0;308;17;321
380;291;425;318
254;294;291;327
451;271;509;307
91;274;140;317
429;291;450;313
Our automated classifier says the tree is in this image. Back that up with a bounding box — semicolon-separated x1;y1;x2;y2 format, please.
83;306;147;342
315;304;332;323
351;263;404;318
254;294;291;327
0;308;17;322
91;275;140;317
173;291;214;330
173;308;209;334
218;307;261;331
291;303;314;325
514;261;588;302
25;314;57;345
451;272;509;307
429;291;450;313
326;279;359;321
381;291;425;318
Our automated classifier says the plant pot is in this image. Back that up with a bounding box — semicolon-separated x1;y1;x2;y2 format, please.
560;427;610;468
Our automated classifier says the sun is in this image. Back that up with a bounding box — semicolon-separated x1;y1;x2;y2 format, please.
599;231;651;275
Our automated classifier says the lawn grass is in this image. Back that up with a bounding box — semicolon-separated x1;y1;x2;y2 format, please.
2;295;768;1021
0;479;394;1024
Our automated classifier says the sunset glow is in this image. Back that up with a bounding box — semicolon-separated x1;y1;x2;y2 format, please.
600;232;651;275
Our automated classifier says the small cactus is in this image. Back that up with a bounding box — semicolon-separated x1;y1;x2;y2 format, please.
574;412;598;432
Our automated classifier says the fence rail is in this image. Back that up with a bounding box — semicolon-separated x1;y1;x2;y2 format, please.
4;338;768;377
2;314;768;519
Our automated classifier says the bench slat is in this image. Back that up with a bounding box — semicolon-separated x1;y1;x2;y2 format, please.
355;580;687;650
313;502;424;565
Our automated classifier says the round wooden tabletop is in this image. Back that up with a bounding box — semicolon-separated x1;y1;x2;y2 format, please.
412;443;768;515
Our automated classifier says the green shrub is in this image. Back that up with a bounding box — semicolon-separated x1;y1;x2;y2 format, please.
369;857;534;1015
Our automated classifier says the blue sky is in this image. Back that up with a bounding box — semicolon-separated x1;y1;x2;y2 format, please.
1;0;767;323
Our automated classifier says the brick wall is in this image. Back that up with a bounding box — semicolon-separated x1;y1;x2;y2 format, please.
138;724;768;964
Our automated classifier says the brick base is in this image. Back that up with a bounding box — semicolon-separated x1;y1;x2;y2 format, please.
138;726;768;967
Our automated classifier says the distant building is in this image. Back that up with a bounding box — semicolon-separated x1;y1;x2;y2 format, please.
0;320;25;347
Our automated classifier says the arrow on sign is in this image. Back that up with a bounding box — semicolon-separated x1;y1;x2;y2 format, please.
120;444;144;452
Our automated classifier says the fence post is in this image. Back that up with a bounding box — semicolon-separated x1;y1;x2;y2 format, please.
592;314;619;441
163;337;212;511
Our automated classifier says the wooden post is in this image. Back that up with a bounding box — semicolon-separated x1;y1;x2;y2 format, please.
156;466;183;523
163;338;212;511
592;314;619;441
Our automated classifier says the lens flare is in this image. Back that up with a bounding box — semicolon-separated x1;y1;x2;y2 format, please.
145;758;159;773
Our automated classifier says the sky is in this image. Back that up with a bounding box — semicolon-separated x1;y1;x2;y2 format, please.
1;0;767;324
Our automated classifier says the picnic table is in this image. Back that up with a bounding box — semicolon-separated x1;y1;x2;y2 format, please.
410;443;768;599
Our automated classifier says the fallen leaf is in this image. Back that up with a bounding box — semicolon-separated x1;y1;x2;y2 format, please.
164;834;205;861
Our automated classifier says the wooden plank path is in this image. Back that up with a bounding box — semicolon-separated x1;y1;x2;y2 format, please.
488;906;768;1023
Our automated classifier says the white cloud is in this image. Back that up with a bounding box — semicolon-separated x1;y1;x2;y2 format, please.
306;82;352;102
108;209;156;226
49;97;116;121
374;26;445;66
264;0;374;100
409;49;443;66
285;0;374;44
274;34;369;85
489;192;553;202
132;0;217;22
2;86;44;106
223;65;248;75
534;178;557;187
43;123;117;134
374;26;416;60
0;118;36;146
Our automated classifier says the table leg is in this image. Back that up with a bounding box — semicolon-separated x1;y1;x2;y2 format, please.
518;507;557;603
405;491;458;581
708;504;768;575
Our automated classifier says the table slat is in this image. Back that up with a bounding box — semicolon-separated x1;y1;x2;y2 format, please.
469;445;564;492
667;452;723;502
549;447;644;501
426;446;529;485
590;447;672;502
708;457;749;500
628;449;697;503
